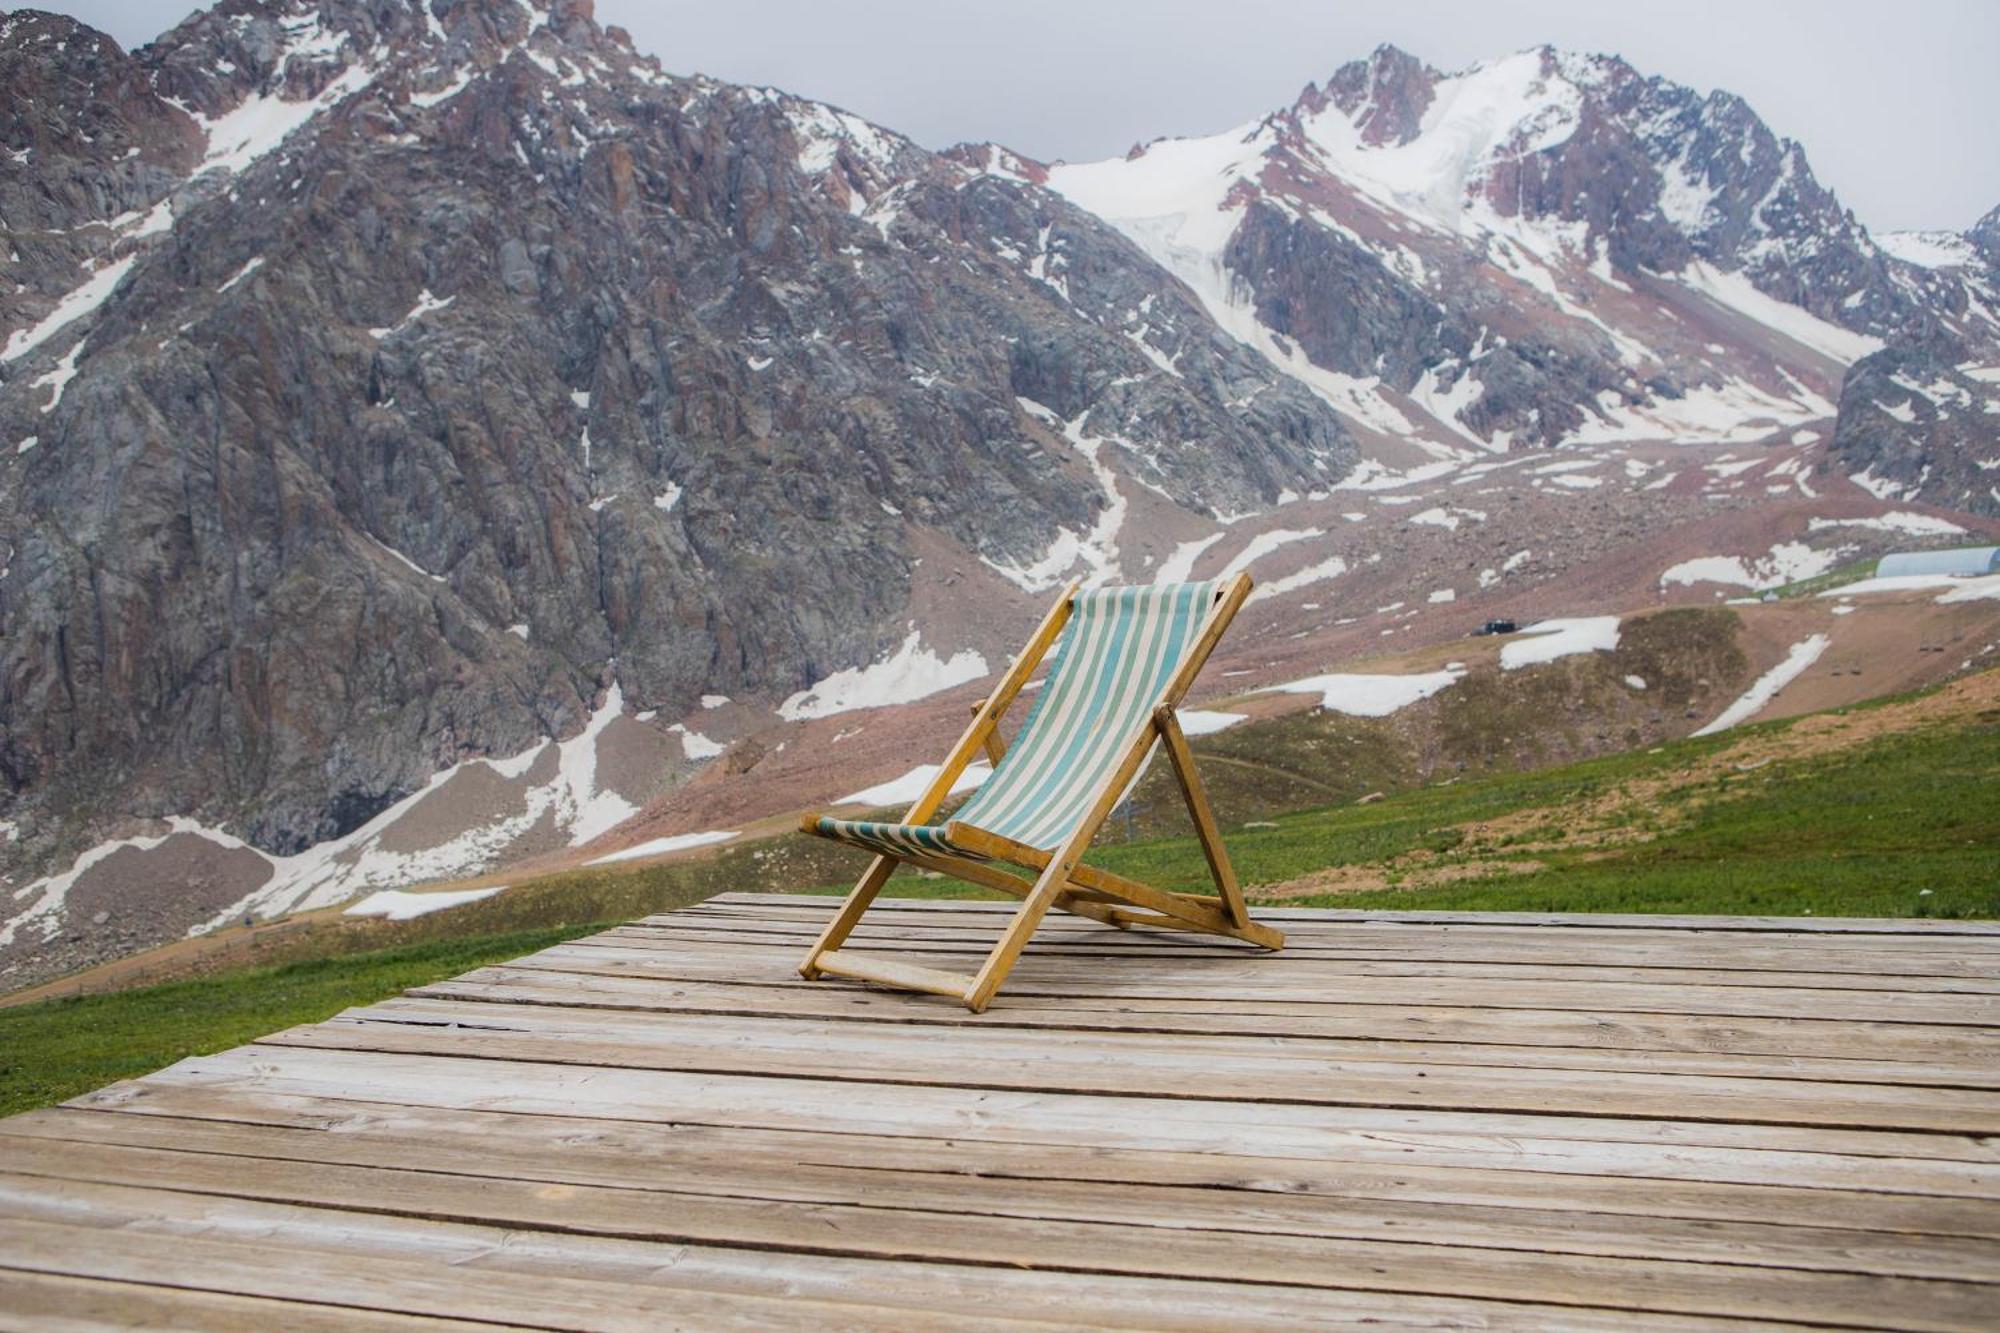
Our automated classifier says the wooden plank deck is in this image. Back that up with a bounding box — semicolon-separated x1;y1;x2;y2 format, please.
4;892;1998;1330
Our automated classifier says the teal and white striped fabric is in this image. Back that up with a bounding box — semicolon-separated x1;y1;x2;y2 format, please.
812;582;1217;860
810;817;956;858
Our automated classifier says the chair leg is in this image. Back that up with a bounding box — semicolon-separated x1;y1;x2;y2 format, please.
799;854;898;979
964;857;1071;1012
1155;703;1250;928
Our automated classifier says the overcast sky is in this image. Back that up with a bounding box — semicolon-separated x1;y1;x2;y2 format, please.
47;0;2000;233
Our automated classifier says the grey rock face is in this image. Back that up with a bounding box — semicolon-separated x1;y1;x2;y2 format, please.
1224;198;1463;386
0;0;1353;874
0;12;200;340
1824;201;2000;518
1830;338;2000;516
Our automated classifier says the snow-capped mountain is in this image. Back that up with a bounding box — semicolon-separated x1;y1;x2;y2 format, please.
2;7;1996;987
1002;46;1997;466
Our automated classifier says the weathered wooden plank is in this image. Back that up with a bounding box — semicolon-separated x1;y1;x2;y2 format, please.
620;932;2000;984
29;1095;2000;1248
413;967;2000;1070
266;1002;2000;1134
9;1113;1997;1279
0;1216;987;1332
612;914;2000;960
515;940;2000;1025
379;988;2000;1088
641;936;2000;992
0;1269;503;1331
0;1184;1774;1333
600;922;2000;991
0;1164;1988;1328
681;896;2000;939
86;1044;2000;1181
669;914;2000;982
675;896;2000;938
596;923;2000;977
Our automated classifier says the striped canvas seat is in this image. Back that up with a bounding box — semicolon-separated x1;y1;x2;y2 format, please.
812;582;1217;859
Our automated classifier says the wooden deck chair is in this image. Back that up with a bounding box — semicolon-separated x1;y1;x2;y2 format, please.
796;574;1284;1011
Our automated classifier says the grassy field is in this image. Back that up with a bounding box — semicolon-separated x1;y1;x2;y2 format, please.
3;668;1994;1119
1342;739;1997;914
0;927;604;1117
1768;557;1879;600
1141;708;2000;917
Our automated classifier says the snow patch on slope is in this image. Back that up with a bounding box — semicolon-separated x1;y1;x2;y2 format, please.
1877;231;1980;270
1807;512;1965;537
1178;709;1248;735
1660;542;1839;591
1674;261;1883;365
835;762;992;809
344;886;503;920
200;684;640;932
8;675;661;952
1500;617;1620;669
984;398;1129;590
586;830;739;866
781;632;989;721
2;256;135;363
1294;49;1585;237
1155;533;1223;584
1044;126;1458;452
0;818;225;950
1694;635;1829;735
194;55;382;175
1260;667;1464;716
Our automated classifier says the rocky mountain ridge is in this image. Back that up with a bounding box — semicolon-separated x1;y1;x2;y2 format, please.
0;0;1350;861
1831;203;2000;513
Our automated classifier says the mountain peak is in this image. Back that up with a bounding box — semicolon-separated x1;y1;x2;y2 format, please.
1969;202;2000;265
940;140;1048;185
1326;43;1433;146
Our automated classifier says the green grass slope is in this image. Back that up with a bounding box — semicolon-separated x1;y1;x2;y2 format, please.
842;678;1999;918
0;928;594;1117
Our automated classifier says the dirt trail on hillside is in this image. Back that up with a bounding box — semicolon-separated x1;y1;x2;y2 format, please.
1258;668;2000;900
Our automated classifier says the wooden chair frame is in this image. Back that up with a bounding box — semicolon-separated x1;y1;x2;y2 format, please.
797;572;1284;1012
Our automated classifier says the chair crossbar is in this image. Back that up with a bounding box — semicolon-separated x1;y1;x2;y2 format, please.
815;949;974;1000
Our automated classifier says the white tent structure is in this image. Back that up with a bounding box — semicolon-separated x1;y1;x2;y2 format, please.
1876;547;2000;578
